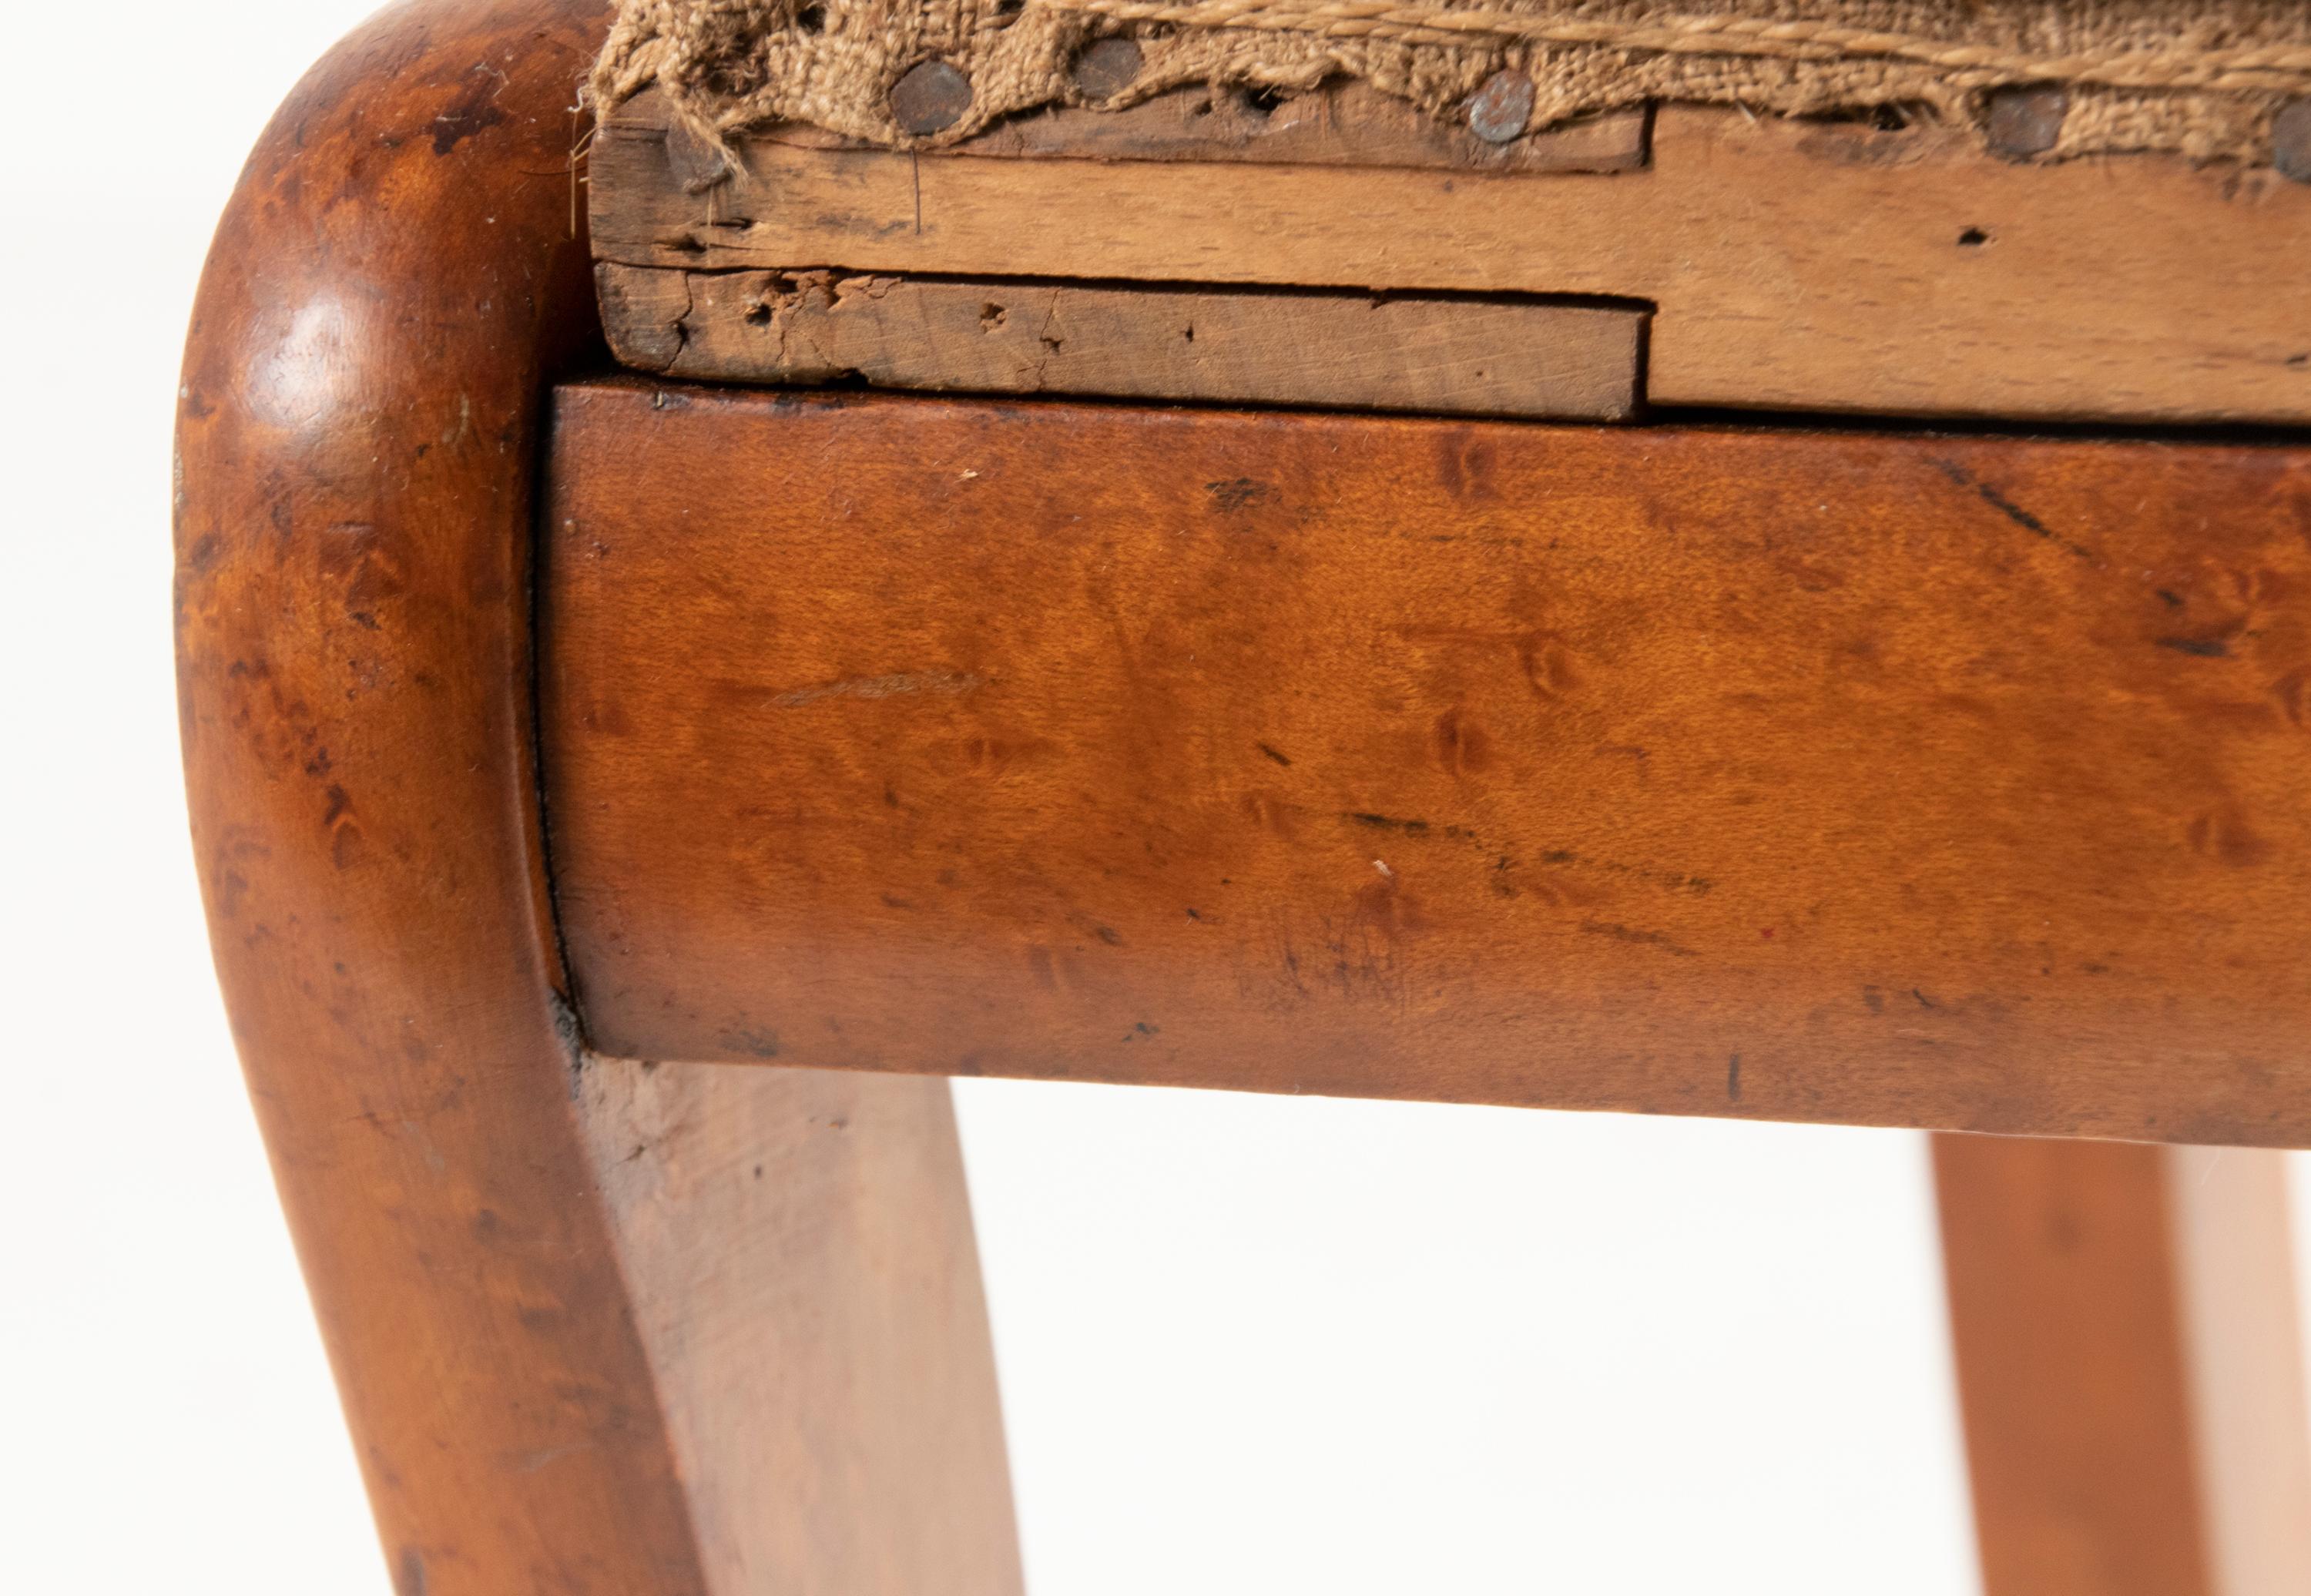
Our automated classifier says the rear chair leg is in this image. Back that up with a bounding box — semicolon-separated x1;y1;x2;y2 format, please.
1934;1135;2311;1596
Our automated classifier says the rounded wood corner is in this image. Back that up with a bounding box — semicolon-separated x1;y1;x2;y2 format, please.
171;2;714;1589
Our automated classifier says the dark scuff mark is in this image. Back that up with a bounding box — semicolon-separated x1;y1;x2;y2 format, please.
2157;636;2231;658
1205;478;1276;511
1346;812;1431;835
395;1547;428;1596
1581;920;1699;957
1257;742;1293;766
431;64;509;156
1930;458;2095;562
1727;1054;1742;1101
717;1026;782;1059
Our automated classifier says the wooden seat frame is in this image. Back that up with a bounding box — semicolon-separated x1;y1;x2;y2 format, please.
175;2;2311;1592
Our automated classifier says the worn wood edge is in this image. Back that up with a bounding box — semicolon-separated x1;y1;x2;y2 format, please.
590;103;2311;426
598;263;1645;420
603;79;1651;176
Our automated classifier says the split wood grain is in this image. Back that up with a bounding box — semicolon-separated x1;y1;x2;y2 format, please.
543;381;2311;1145
590;104;2311;425
596;264;1643;419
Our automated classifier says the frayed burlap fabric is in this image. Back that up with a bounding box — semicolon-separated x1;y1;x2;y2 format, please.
593;1;2311;164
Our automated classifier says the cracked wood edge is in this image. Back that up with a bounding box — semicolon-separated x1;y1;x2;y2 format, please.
598;264;1644;420
591;103;2311;425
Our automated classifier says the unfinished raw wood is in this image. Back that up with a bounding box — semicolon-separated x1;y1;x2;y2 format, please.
582;1060;1022;1595
596;265;1643;418
612;81;1649;176
1935;1135;2311;1596
590;103;2311;425
543;381;2311;1145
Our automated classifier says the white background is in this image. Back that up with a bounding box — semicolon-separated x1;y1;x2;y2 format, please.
0;4;2298;1591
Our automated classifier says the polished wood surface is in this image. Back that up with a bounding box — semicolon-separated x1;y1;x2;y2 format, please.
545;379;2311;1144
1935;1135;2311;1596
589;103;2311;426
176;2;1016;1591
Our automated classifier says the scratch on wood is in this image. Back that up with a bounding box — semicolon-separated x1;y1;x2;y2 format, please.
771;669;984;708
1581;920;1700;957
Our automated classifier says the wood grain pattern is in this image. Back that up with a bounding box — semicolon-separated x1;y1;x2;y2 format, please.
542;380;2311;1145
596;263;1644;418
1935;1135;2311;1596
589;104;2311;425
176;4;1017;1591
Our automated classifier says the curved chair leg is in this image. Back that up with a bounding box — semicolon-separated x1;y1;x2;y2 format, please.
1935;1135;2311;1596
173;2;1018;1591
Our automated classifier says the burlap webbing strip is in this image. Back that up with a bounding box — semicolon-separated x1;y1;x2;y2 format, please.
593;2;2311;166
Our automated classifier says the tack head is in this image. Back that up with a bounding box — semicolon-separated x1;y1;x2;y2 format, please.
1072;38;1145;102
663;119;731;193
2275;99;2311;185
1984;85;2068;160
1467;69;1536;145
891;60;974;136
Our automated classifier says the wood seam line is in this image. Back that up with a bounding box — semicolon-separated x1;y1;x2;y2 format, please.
1035;3;2311;94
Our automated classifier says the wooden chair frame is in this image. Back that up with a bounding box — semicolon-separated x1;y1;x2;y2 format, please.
176;2;2311;1591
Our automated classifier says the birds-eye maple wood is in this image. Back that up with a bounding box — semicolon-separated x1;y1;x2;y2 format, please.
544;379;2311;1146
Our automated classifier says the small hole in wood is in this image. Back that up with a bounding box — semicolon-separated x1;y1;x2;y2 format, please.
745;303;772;325
980;303;1007;330
1236;85;1288;119
1800;102;1917;132
1957;226;1990;246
